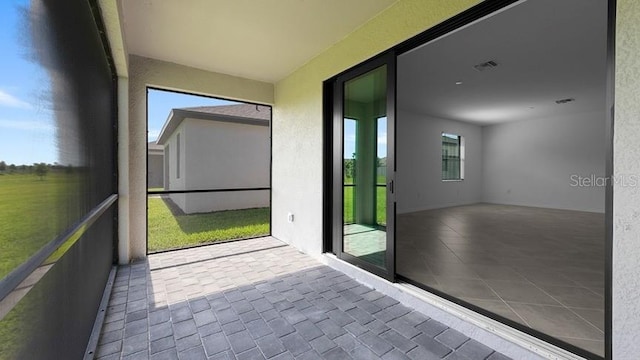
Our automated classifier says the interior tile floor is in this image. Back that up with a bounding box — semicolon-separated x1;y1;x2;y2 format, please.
396;203;605;357
94;237;511;360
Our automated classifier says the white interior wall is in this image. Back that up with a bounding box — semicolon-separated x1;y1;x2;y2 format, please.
396;109;483;213
482;110;606;213
396;108;606;214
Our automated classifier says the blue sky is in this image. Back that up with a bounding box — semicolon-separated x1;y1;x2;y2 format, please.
0;0;384;165
344;117;387;159
0;2;238;164
0;0;56;165
147;89;239;142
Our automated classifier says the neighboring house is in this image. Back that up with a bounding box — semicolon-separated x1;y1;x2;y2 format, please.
155;104;270;214
147;141;164;189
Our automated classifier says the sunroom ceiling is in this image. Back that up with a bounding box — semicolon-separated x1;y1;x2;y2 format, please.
120;0;398;83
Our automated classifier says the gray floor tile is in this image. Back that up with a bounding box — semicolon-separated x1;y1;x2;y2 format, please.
455;339;494;360
95;237;507;360
150;348;178;360
309;335;337;354
487;352;512;360
435;329;469;350
412;334;452;358
316;319;347;340
122;333;148;356
396;205;605;357
178;345;207;360
175;333;202;352
323;347;351;360
193;309;216;327
246;318;273;339
382;348;411;360
236;347;266;360
350;345;379;359
174;319;198;339
293;320;324;341
95;340;122;358
333;333;360;352
151;336;175;355
358;331;394;356
380;329;418;353
280;332;312;356
202;332;230;357
256;334;287;358
222;319;246;336
296;350;322;360
387;317;421;339
416;319;448;337
269;318;295;338
228;330;257;354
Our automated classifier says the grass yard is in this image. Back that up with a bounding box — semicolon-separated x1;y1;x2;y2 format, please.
343;185;386;225
147;197;270;252
0;172;82;279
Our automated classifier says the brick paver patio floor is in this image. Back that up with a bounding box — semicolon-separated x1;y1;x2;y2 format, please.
94;237;510;360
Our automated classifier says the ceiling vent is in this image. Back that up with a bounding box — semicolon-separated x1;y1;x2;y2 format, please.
473;60;499;72
555;98;576;104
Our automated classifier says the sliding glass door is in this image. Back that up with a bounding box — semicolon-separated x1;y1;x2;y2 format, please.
332;53;395;280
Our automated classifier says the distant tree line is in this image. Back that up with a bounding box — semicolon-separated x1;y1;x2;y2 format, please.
0;161;74;180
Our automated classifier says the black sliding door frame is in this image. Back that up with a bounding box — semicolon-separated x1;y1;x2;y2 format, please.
323;0;615;359
330;52;396;282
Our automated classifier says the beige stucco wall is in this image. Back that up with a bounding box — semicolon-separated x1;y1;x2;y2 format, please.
272;0;481;254
127;55;273;260
613;0;640;358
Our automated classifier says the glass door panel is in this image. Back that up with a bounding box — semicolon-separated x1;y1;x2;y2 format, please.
342;65;389;270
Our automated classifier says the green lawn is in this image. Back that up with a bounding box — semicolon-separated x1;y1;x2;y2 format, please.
147;197;270;252
0;172;81;279
343;185;386;225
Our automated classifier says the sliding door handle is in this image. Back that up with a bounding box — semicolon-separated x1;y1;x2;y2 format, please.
389;180;394;194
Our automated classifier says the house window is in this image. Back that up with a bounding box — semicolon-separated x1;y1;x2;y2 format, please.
442;132;464;180
176;133;181;179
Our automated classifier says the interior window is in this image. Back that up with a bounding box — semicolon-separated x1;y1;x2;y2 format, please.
442;132;463;180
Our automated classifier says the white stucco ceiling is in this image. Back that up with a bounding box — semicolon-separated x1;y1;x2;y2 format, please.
120;0;398;83
398;0;608;125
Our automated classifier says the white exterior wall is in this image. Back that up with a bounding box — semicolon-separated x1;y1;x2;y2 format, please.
184;119;270;190
147;153;164;189
396;109;483;213
166;122;187;210
181;191;270;214
482;110;606;213
169;118;270;214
